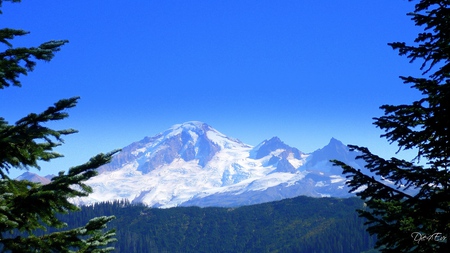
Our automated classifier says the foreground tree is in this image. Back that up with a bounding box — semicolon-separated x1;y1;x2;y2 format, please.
0;1;118;252
333;0;450;252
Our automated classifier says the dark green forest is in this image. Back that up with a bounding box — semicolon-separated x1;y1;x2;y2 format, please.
37;196;377;253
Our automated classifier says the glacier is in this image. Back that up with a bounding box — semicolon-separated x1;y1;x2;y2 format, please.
65;121;368;208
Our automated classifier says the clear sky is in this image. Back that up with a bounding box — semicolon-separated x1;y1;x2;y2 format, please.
1;0;424;178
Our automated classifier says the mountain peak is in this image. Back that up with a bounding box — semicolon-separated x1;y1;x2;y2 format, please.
171;121;210;131
312;137;347;156
163;121;211;138
253;136;303;159
16;172;51;184
303;137;365;174
266;136;283;144
98;121;250;174
328;137;344;147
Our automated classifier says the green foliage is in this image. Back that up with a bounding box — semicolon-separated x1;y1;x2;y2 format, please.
0;1;118;252
333;0;450;252
54;197;377;253
0;98;79;177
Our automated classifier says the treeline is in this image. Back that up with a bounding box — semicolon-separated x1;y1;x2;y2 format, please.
28;196;378;252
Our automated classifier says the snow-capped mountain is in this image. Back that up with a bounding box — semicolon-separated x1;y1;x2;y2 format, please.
17;121;367;208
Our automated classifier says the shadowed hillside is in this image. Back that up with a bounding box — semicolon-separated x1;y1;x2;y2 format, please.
51;196;377;253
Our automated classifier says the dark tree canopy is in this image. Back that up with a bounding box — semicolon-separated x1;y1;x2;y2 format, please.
334;0;450;252
0;1;118;252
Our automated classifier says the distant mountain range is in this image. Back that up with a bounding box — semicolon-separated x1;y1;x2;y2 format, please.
18;121;370;208
16;172;54;185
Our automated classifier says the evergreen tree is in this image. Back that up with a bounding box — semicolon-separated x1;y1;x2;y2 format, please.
0;1;118;252
333;0;450;252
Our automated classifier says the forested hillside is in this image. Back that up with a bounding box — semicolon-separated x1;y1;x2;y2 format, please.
52;196;376;252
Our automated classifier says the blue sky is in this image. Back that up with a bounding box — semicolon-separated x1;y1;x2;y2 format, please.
1;1;424;178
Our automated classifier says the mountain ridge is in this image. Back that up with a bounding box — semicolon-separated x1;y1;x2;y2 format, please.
17;121;366;208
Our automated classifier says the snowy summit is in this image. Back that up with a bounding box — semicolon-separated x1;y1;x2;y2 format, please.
64;121;365;208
